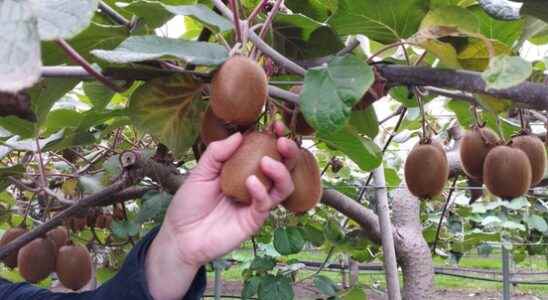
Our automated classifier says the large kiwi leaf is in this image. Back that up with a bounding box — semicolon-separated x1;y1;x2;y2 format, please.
129;74;206;158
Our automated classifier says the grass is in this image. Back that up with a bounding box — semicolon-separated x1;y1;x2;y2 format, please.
213;248;548;297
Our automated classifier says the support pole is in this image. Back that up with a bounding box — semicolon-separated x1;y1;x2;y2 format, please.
502;246;511;300
373;164;402;300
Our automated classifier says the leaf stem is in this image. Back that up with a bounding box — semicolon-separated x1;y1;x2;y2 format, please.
55;39;125;92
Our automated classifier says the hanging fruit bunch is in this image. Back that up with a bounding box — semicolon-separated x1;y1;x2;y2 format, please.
459;109;546;199
203;54;322;213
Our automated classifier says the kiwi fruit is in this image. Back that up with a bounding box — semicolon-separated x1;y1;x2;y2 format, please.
510;135;547;186
210;56;267;125
404;141;449;199
220;131;281;203
201;107;231;145
95;214;113;229
281;86;315;136
459;127;500;180
17;237;56;283
483;145;532;199
113;204;125;221
56;243;92;290
283;149;322;213
46;226;68;252
0;227;28;268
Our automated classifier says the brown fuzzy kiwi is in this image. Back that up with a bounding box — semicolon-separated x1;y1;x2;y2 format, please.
459;127;500;180
46;226;69;252
404;141;449;199
56;243;92;290
210;56;267;125
510;135;547;186
112;204;125;221
201;107;231;145
220;131;281;204
283;149;322;213
17;237;56;283
0;227;28;268
483;145;532;199
95;214;113;229
281;86;315;136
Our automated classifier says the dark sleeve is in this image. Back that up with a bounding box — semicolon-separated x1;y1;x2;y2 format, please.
0;226;206;300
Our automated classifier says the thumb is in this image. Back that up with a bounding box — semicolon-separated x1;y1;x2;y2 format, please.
191;133;243;179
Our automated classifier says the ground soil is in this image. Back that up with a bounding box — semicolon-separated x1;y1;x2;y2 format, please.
205;280;547;300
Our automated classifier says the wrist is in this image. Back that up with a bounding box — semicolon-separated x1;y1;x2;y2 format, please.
145;227;200;300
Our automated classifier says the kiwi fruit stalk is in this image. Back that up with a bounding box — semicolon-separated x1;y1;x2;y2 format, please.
510;135;546;186
46;226;69;252
483;145;532;199
281;86;315;136
201;107;232;145
220;131;281;203
0;227;28;268
283;149;322;213
459;126;500;180
210;56;267;125
56;243;92;291
404;141;449;199
17;237;57;283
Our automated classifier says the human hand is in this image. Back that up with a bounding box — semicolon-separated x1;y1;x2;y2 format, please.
146;122;298;300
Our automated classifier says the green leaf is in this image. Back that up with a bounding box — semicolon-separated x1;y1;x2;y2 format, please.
28;78;80;129
44;109;83;134
242;276;262;299
341;286;368;300
272;13;344;61
446;100;474;128
482;55;533;90
349;106;379;138
384;167;401;187
300;55;374;134
285;0;337;22
301;223;325;247
323;219;345;244
258;275;294;300
0;0;41;93
112;220;140;238
83;82;115;111
389;86;435;108
524;215;548;232
42;23;129;65
129;75;206;158
273;227;305;255
32;0;98;40
318;126;382;171
328;0;429;44
314;275;338;296
0;117;35;139
419;5;480;35
124;0;176;29
469;5;524;47
92;36;228;65
0;165;25;178
135;192;172;224
164;4;233;32
250;255;276;272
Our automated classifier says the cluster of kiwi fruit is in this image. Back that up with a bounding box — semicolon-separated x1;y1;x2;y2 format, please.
203;55;322;213
0;225;92;290
459;126;546;199
404;139;450;199
64;207;117;232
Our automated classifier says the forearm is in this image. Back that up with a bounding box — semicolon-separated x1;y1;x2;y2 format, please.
145;227;202;300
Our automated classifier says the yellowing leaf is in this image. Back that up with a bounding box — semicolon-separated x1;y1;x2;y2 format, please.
62;178;79;197
457;39;511;72
129;75;206;158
